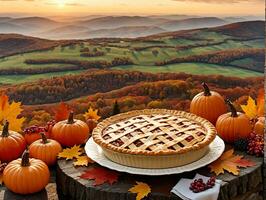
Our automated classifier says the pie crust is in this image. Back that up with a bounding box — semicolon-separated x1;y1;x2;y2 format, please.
92;109;217;169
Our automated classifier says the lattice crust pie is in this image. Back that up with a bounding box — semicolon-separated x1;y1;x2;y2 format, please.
93;109;217;169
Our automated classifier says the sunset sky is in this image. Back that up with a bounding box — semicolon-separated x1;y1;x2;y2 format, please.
0;0;264;17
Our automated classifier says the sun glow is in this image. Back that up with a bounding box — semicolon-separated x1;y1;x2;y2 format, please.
56;0;66;8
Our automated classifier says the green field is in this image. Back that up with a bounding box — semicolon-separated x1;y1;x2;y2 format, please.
0;30;263;85
0;70;85;85
113;63;263;78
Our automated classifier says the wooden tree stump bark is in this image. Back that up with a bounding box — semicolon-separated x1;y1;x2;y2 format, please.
56;151;263;200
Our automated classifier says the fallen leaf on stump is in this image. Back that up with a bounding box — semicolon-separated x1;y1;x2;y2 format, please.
80;167;119;186
73;156;94;167
128;181;151;200
208;149;255;176
58;145;82;160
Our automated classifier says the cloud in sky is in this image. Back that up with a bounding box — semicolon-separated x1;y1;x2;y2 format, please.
172;0;263;3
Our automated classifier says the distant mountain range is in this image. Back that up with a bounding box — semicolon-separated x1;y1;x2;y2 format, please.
0;20;263;58
0;15;258;39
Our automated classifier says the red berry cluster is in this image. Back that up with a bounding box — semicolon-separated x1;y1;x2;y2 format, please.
0;163;7;173
24;125;46;135
24;120;56;135
247;133;264;157
189;177;216;193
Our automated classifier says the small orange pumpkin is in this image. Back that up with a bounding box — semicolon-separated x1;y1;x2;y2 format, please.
29;132;62;166
3;150;50;194
216;100;252;143
51;112;89;147
0;121;26;162
190;82;227;124
254;117;264;135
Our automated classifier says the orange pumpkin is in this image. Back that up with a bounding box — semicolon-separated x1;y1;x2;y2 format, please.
51;112;89;147
190;82;227;124
29;132;62;166
254;117;264;135
216;100;252;143
0;121;26;162
24;126;49;145
3;150;50;194
86;118;98;133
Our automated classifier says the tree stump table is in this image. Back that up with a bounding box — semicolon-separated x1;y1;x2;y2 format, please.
56;151;263;200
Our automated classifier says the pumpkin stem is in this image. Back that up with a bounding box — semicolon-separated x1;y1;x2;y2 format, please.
226;99;238;117
67;111;75;124
21;150;30;167
202;82;211;96
1;121;9;137
40;132;48;144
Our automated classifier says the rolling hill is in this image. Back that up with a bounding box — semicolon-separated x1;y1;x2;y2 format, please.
211;20;264;38
76;16;169;29
145;20;265;39
0;34;68;57
159;17;227;31
0;20;263;86
84;26;166;38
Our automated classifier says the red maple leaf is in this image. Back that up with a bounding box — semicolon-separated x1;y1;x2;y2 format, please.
54;101;71;122
80;167;119;186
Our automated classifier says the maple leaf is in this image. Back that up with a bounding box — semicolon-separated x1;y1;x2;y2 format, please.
208;149;255;176
58;145;82;160
80;167;119;186
0;94;25;132
241;97;257;119
128;182;151;200
54;101;71;122
83;107;101;121
73;156;94;167
241;90;264;119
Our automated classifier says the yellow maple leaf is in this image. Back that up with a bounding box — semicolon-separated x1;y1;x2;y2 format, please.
83;107;101;121
73;156;94;167
208;149;255;176
240;96;257;119
0;94;25;132
128;182;151;200
58;145;83;160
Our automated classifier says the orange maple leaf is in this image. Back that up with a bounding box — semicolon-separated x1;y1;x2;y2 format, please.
80;167;119;186
0;93;8;111
208;149;255;176
54;101;71;122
